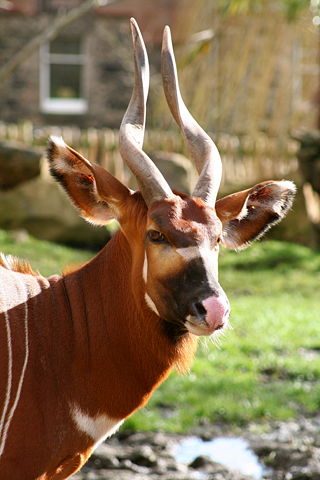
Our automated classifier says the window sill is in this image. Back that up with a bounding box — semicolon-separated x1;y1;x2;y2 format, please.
40;98;87;115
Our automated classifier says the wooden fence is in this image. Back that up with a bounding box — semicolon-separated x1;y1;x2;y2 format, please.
0;121;299;190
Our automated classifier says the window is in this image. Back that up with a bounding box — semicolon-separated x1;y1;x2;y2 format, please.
40;37;87;114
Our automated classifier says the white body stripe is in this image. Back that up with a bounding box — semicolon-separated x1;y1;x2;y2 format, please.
71;405;123;450
0;311;13;450
0;277;30;458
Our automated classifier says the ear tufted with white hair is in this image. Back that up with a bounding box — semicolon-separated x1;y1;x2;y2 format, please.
216;180;296;249
47;136;131;224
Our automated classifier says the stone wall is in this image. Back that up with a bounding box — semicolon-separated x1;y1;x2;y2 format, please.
0;14;41;123
84;17;133;128
0;1;184;128
0;13;134;128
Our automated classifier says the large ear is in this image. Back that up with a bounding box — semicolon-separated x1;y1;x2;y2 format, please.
47;136;131;225
215;180;296;249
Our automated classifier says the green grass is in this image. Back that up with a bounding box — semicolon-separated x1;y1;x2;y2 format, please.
0;229;93;276
126;241;320;432
1;230;319;432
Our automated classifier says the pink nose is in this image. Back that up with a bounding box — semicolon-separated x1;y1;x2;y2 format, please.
202;293;230;331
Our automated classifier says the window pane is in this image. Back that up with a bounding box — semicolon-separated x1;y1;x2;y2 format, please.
50;38;81;55
50;64;82;99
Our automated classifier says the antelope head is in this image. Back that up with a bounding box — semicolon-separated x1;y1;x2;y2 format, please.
48;19;295;339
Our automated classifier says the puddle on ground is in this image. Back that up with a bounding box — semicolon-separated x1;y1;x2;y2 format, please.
174;436;267;479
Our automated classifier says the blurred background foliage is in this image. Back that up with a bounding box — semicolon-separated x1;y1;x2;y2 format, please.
151;0;320;134
218;0;316;19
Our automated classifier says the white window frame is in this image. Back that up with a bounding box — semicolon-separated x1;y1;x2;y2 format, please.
40;42;87;115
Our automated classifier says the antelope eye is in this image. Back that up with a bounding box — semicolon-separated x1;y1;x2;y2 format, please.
147;230;168;244
212;237;221;251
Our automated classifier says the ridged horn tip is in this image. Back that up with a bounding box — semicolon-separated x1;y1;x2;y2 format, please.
119;17;173;206
162;25;172;50
130;17;140;41
129;17;148;88
161;22;222;204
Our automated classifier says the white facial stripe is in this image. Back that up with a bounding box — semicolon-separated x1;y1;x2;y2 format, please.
143;253;148;283
71;405;123;450
176;245;220;283
199;246;218;281
144;293;160;316
176;245;219;277
176;246;202;261
143;253;159;316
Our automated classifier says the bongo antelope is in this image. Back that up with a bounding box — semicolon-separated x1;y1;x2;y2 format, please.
0;18;295;479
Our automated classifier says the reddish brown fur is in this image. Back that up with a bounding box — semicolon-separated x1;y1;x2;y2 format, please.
0;16;296;476
0;197;197;480
0;165;295;480
149;195;221;247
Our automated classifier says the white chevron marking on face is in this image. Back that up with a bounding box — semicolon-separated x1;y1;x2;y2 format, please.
176;245;219;279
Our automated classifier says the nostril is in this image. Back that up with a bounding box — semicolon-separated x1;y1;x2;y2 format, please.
190;301;207;321
215;323;224;330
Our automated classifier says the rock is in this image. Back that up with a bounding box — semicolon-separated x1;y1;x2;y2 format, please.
0;141;41;189
189;454;221;470
295;130;320;246
290;470;320;480
121;458;150;473
88;452;120;469
72;416;320;480
128;445;158;467
119;431;175;451
149;151;196;194
260;446;309;470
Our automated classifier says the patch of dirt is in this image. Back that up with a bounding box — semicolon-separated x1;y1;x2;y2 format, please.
72;415;320;480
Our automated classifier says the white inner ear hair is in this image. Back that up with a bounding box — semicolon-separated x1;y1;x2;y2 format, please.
50;136;91;176
50;136;74;173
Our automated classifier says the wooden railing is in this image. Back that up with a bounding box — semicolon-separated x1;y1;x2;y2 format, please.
0;121;300;189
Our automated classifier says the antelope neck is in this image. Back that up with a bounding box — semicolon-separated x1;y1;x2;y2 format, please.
62;231;189;420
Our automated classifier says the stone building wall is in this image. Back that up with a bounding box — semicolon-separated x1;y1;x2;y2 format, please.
0;0;183;128
0;13;135;127
84;16;133;128
0;14;41;123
